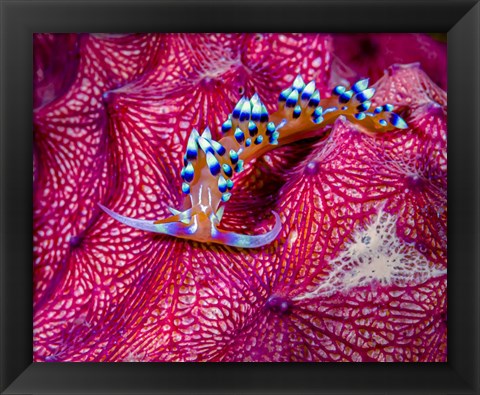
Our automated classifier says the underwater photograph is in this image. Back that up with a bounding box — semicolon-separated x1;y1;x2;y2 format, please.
33;33;447;362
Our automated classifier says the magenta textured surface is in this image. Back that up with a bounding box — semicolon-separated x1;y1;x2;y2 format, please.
33;33;447;362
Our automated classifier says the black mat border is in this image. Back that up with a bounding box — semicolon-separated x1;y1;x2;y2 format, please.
1;0;479;394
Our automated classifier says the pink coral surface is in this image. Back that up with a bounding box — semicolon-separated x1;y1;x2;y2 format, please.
33;33;447;362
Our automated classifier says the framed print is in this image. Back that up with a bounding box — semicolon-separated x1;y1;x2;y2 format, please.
1;0;479;394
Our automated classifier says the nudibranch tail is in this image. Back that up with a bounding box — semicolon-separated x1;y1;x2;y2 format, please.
268;75;408;145
327;78;409;132
99;203;281;248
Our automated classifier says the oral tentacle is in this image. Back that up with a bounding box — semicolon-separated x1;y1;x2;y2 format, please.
99;203;280;248
98;204;198;237
210;211;282;248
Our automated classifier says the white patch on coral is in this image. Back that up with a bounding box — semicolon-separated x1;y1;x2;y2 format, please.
294;202;447;301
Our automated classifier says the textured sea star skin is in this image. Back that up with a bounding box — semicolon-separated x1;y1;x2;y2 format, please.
33;33;447;362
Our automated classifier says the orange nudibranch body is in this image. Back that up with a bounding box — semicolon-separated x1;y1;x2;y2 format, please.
99;75;407;248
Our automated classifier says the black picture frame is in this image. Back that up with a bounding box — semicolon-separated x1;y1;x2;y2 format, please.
1;0;479;394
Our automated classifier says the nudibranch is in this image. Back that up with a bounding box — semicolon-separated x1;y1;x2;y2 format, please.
99;75;407;248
